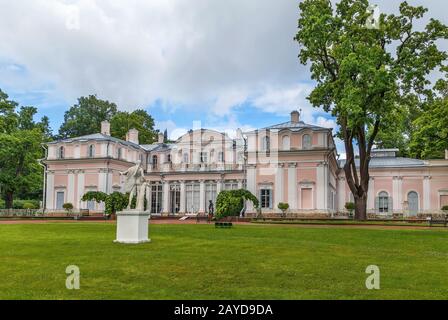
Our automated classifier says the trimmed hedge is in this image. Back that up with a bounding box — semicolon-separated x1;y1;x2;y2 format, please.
215;189;259;219
0;199;40;209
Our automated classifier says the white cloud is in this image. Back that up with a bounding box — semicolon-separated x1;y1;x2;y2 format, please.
0;0;308;113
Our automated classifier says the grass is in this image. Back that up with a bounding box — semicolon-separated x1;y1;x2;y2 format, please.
251;219;433;227
0;222;448;300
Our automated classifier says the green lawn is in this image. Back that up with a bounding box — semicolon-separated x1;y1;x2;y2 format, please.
0;223;447;300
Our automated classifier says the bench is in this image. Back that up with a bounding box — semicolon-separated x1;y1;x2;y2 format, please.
215;222;233;228
429;215;447;227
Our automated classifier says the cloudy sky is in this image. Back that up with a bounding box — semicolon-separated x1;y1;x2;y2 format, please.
0;0;446;153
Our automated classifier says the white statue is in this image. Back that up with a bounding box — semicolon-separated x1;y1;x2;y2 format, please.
120;160;145;210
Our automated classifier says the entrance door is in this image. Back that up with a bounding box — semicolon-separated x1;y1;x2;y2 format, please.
408;191;419;216
301;188;313;209
440;195;448;209
56;191;65;210
170;185;180;215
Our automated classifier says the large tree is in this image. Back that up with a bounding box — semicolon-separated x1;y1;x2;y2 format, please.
409;78;448;159
58;95;118;138
295;0;448;219
0;89;48;208
110;109;156;144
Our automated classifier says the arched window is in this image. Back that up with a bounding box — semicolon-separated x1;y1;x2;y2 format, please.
152;155;158;168
282;135;290;151
378;191;389;213
407;191;419;216
58;146;65;159
167;154;172;163
88;145;95;158
302;134;311;149
262;136;270;151
117;148;122;160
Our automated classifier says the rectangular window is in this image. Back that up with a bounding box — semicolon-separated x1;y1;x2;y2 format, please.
205;183;217;212
186;183;200;213
200;152;208;163
56;191;65;210
151;184;163;214
260;189;272;209
224;182;238;190
218;152;224;162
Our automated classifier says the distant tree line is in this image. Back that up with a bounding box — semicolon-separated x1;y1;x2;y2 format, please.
0;90;159;208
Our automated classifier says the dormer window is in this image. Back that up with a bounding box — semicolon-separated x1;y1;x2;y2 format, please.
302;134;311;149
262;136;270;151
282;135;290;151
58;146;65;159
200;152;208;163
88;145;95;158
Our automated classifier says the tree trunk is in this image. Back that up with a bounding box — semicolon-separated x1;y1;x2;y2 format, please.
354;195;367;221
5;191;13;209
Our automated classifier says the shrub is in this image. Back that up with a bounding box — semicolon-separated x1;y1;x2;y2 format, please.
278;202;289;217
442;205;448;211
11;200;40;209
23;202;38;210
82;191;129;215
215;189;259;219
63;203;74;214
345;202;355;211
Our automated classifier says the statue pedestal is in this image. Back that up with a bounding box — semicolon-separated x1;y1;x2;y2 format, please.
114;210;151;244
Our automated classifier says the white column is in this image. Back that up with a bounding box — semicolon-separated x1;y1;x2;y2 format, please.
107;171;113;194
316;163;326;210
246;166;256;212
180;181;186;213
423;176;431;211
146;182;151;212
274;164;283;210
393;176;403;212
46;172;55;210
368;178;374;210
216;179;223;194
337;177;346;211
288;163;297;210
67;171;75;206
162;181;170;214
77;171;85;210
98;170;107;193
199;180;205;213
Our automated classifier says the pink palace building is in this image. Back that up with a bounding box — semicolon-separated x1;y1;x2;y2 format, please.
42;111;448;216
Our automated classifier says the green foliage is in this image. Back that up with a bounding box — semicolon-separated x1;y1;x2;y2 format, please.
58;95;118;139
409;80;448;159
0;89;49;208
82;191;108;203
82;191;128;215
215;189;259;219
295;0;448;219
110;110;156;144
105;192;129;216
23;202;38;210
345;202;355;211
63;203;74;211
442;205;448;211
278;203;289;211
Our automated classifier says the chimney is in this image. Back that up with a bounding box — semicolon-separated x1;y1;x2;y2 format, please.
101;121;110;136
158;132;164;144
445;149;448;160
126;128;139;145
291;110;300;123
